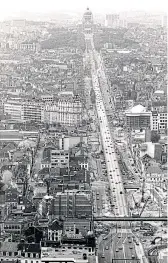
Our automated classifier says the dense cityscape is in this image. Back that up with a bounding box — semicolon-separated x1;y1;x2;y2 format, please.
0;6;167;263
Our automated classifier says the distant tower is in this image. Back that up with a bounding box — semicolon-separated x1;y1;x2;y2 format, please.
83;7;93;34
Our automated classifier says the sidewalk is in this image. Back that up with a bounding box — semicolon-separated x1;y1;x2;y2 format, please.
135;241;149;263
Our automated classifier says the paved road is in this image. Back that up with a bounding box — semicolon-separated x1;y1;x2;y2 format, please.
85;34;142;263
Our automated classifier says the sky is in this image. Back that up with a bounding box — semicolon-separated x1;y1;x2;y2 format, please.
0;0;167;20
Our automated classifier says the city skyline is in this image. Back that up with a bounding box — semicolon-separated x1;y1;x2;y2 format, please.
0;0;167;21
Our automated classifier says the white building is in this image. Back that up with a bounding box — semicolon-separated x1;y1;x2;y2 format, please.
83;8;94;34
51;149;69;168
41;245;96;263
57;95;82;126
44;93;83;126
4;99;22;120
4;99;44;122
151;111;167;132
59;135;87;150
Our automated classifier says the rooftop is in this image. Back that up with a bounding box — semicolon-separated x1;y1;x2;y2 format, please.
41;245;92;259
154;90;164;94
146;165;163;174
130;104;146;114
0;242;19;252
18;243;41;253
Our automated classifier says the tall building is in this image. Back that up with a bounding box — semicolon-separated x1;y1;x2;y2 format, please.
50;191;92;219
162;15;167;28
57;93;82;126
125;105;151;130
105;14;127;28
83;7;93;34
51;149;69;169
151;111;167;133
4;99;44;122
4;99;22;121
22;101;44;122
105;14;120;28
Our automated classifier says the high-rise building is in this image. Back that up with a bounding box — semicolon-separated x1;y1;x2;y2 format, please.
125;105;151;130
4;99;22;121
105;14;120;28
162;15;167;28
105;13;127;28
83;7;93;34
50;191;92;219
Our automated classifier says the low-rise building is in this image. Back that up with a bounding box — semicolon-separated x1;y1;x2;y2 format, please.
146;165;166;184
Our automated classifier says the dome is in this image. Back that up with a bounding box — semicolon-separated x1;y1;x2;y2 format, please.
130;105;146;114
84;7;92;15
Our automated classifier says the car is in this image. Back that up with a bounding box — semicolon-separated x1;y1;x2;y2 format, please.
103;237;107;240
118;224;121;228
132;255;135;259
105;246;109;250
136;242;139;245
116;249;119;252
119;247;123;250
130;246;133;249
101;254;105;258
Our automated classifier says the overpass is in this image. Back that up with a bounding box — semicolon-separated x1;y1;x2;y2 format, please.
124;185;140;190
93;216;167;222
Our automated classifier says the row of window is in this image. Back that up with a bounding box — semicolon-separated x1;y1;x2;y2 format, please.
51;153;68;156
4;225;21;229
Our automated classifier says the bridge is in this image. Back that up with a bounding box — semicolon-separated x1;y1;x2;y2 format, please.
124;185;140;190
93;216;167;222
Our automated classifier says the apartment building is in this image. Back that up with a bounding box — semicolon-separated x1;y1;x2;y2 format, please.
50;191;92;219
126;105;151;130
18;42;41;52
4;99;44;122
44;93;83;126
151;111;167;133
22;101;44;122
4;99;22;121
51;149;69;169
57;94;82;126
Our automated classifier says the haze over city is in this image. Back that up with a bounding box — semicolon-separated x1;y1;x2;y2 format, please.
0;0;167;20
0;2;167;263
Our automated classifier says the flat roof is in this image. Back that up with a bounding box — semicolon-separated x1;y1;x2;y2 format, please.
41;246;93;259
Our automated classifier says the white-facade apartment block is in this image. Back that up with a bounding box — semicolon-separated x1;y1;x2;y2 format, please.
151;111;167;132
4;99;44;122
51;149;69;168
4;99;22;120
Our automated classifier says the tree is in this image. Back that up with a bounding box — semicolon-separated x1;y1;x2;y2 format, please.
151;130;160;143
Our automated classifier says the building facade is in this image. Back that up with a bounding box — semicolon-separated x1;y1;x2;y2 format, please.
83;8;93;34
50;191;92;219
51;149;69;169
4;99;22;121
126;105;151;130
151;111;167;133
